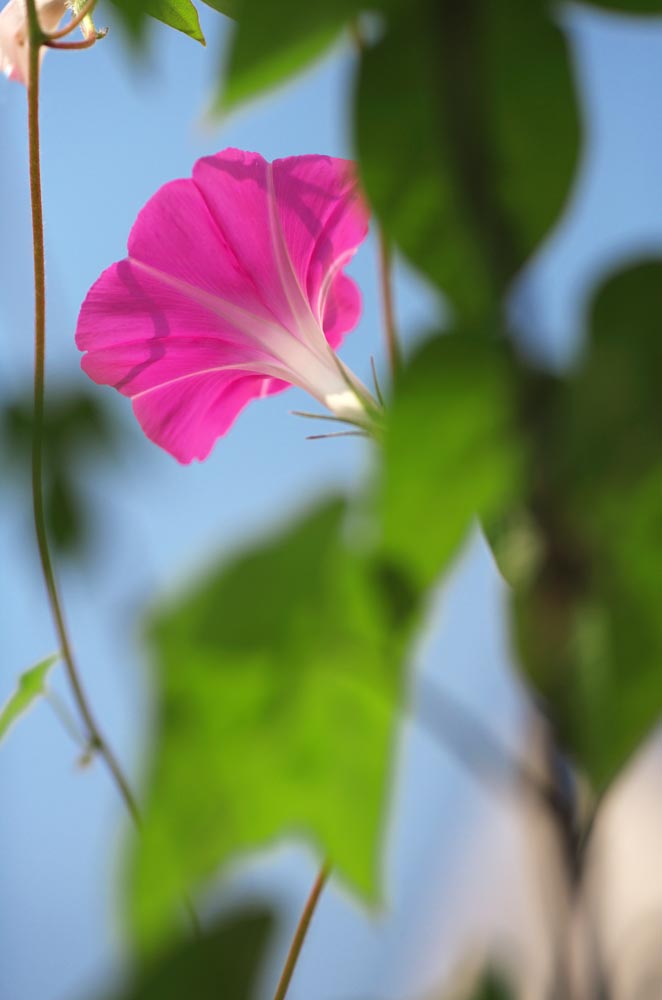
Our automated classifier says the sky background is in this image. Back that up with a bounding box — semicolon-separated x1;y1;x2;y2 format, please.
1;4;662;999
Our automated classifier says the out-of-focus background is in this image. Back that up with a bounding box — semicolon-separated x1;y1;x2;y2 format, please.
1;4;661;998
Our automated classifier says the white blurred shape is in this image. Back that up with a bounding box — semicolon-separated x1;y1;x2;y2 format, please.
574;730;662;1000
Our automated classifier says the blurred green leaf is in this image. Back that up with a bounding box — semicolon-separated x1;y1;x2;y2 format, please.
558;262;662;493
515;262;662;787
200;0;235;15
0;655;58;745
383;332;523;588
132;500;413;947
108;907;273;1000
107;0;206;43
1;388;117;557
584;1;662;11
356;0;580;320
469;972;514;1000
219;0;355;110
2;390;115;458
46;471;81;554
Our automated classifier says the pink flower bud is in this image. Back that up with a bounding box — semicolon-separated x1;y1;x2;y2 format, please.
0;0;68;86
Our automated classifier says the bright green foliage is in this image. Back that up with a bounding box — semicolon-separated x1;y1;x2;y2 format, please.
107;0;206;43
132;500;413;946
514;262;662;787
0;655;58;745
356;0;580;321
108;907;273;1000
383;333;523;589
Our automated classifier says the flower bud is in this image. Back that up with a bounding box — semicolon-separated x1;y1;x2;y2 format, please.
0;0;68;86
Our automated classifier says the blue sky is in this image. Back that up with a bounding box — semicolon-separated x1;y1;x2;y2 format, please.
1;4;662;999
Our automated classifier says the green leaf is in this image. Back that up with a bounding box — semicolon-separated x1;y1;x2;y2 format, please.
514;262;662;787
383;332;523;589
435;967;513;1000
108;907;273;1000
0;655;59;744
199;0;236;15
469;972;514;1000
475;975;513;1000
1;388;117;557
218;0;357;110
583;1;662;11
107;0;206;43
132;500;413;947
356;0;580;320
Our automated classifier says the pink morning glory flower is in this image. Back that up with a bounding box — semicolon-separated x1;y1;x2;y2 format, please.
0;0;67;85
76;148;379;463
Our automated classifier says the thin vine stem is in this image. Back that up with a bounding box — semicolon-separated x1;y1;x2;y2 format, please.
351;19;401;379
25;0;140;828
377;230;400;377
26;4;203;942
273;863;331;1000
44;36;99;51
47;0;97;40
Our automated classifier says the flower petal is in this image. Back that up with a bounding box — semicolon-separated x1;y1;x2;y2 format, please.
271;155;369;335
193;149;369;351
192;149;308;339
321;272;362;351
76;255;292;462
132;370;286;464
127;177;275;327
76;258;278;397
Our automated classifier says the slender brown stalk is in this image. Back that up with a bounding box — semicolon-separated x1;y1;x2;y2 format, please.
23;2;207;943
44;36;98;51
377;230;400;377
273;864;331;1000
351;19;401;379
24;7;205;944
25;0;140;827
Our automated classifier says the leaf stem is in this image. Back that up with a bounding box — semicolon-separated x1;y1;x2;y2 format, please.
272;863;331;1000
377;230;400;378
47;0;97;40
415;676;570;821
44;36;99;51
351;20;401;379
25;0;140;828
431;6;587;992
